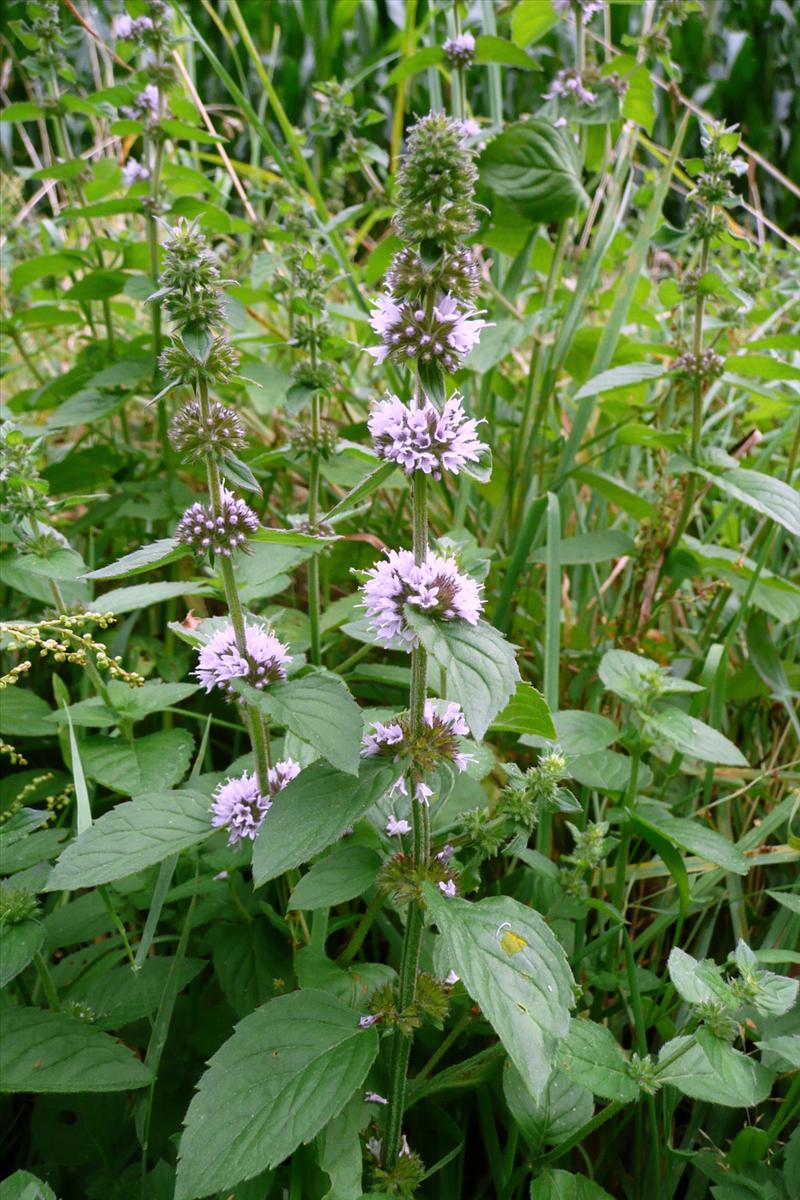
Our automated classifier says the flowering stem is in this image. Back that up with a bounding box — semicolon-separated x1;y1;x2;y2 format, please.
384;465;430;1169
198;379;272;789
307;379;322;666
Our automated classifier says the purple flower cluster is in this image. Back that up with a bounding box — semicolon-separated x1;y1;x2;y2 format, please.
364;699;475;807
116;14;154;40
367;293;487;374
123;84;160;121
553;0;605;21
210;760;300;847
443;31;476;69
122;158;149;187
544;69;597;107
362;549;483;650
368;392;486;479
176;488;259;557
195;621;290;696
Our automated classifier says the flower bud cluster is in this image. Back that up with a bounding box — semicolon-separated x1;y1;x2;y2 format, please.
362;699;475;804
0;424;47;523
553;0;605;22
169;398;246;460
0;614;144;686
394;112;479;248
673;348;725;384
385;245;479;303
176;489;259;558
443;32;476;70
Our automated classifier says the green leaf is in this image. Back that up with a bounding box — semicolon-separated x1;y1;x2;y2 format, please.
657;1033;773;1107
84;538;190;580
666;948;737;1008
0;1006;151;1093
553;711;618;756
64;270;128;301
252;760;397;887
724;353;800;381
0;102;44;122
251;526;339;548
11;251;86;291
530;1169;616;1200
96;580;212;614
504;1060;592;1151
210;922;292;1018
637;801;748;874
644;709;748;767
474;35;537;70
620;64;655;133
573;363;665;401
598;648;659;704
561;1018;640;1103
0;689;54;737
44;789;212;890
424;888;574;1100
0;920;45;987
531;530;635;565
405;612;520;740
0;1170;57;1200
384;46;444;86
161;118;226;143
490;682;556;739
479;121;588;223
574;470;657;522
239;671;363;775
511;0;558;47
108;680;200;720
288;844;382;911
66;956;204;1030
710;468;800;538
175;990;379;1199
81;729;194;795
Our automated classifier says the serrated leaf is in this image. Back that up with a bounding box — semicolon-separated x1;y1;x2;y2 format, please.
644;709;747;767
504;1059;592;1151
84;538;189;580
66;957;204;1029
490;681;556;739
45;789;212;890
0;1007;151;1093
238;671;362;775
175;990;379;1199
252;760;397;887
405;612;520;740
666;948;737;1008
0;920;45;987
479;120;588;223
530;1169;616;1200
424;888;574;1100
657;1033;773;1107
210;922;292;1018
81;728;194;795
561;1018;640;1103
288;844;382;911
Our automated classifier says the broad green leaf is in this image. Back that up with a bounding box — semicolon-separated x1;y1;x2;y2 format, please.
11;251;85;291
666;948;737;1008
175;990;379;1199
680;462;800;538
81;729;194;795
64;270;127;301
644;709;747;767
573;363;665;401
637;801;748;874
0;102;44;122
0;1171;57;1200
288;844;382;911
424;888;574;1100
0;920;45;987
474;34;537;70
252;760;396;887
490;681;556;739
107;680;200;720
66;956;204;1029
405;612;520;740
531;530;635;565
561;1018;640;1103
598;648;659;703
530;1169;615;1200
725;353;800;381
210;922;292;1017
511;0;558;47
620;63;655;133
84;538;190;580
45;789;212;890
239;671;363;775
0;689;54;737
553;711;618;756
657;1033;773;1107
503;1059;592;1151
95;580;212;614
161;118;226;142
0;1006;151;1093
384;46;444;86
574;470;657;522
479;121;588;223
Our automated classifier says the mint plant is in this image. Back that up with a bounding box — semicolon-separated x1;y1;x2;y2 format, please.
1;3;798;1200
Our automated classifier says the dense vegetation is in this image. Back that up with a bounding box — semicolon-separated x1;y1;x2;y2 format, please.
1;2;798;1199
